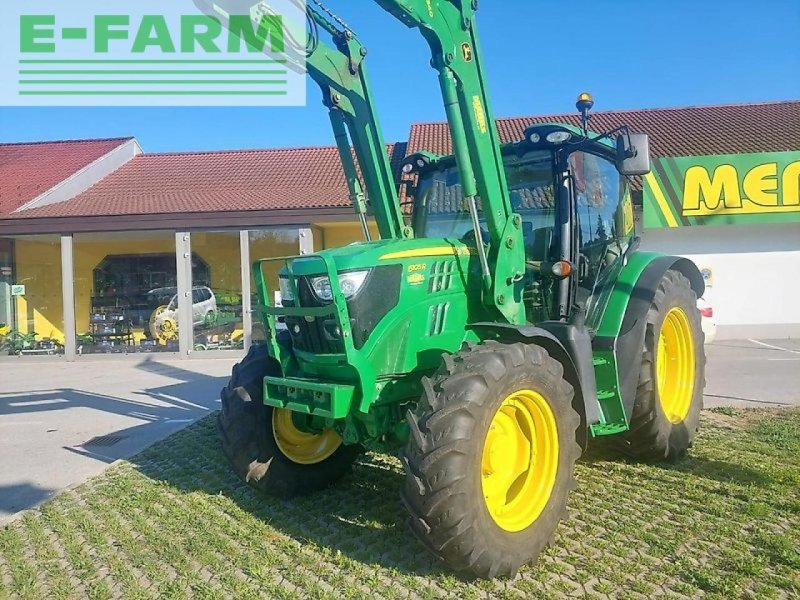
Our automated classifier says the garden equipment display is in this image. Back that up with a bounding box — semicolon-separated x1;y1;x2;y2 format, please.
206;0;707;578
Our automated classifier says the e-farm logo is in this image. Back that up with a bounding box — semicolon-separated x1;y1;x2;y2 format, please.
0;1;306;106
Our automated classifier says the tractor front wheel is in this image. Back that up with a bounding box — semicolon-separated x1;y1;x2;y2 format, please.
402;341;581;578
620;269;705;460
217;342;360;498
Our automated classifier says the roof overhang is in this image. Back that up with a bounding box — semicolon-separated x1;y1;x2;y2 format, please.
0;206;357;236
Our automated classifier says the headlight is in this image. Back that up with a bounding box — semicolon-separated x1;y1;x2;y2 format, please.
310;270;370;302
546;130;572;143
278;277;294;303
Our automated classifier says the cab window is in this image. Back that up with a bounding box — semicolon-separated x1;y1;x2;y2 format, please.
568;151;633;299
413;151;556;262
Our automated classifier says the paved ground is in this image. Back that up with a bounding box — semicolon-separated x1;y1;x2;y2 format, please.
0;338;797;525
0;356;238;525
704;338;800;408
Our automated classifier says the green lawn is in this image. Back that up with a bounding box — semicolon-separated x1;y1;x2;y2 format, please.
1;408;798;599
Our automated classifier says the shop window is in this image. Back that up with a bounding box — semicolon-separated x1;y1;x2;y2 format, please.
249;229;300;342
0;235;64;357
74;232;180;355
190;231;244;352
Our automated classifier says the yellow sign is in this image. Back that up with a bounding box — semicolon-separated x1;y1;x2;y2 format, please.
643;151;800;228
683;161;800;216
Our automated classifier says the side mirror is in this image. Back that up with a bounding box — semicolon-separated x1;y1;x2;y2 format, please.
616;133;650;176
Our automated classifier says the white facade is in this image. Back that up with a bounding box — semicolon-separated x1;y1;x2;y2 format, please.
640;222;800;340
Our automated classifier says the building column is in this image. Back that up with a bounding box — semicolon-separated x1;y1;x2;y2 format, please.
61;235;77;362
299;227;313;255
176;232;193;359
240;230;252;353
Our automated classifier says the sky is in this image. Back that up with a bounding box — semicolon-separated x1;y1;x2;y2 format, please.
0;0;798;152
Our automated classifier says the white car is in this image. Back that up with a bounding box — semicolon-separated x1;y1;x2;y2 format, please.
697;297;716;344
148;286;218;342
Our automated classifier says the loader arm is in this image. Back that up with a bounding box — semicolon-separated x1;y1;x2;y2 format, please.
194;0;409;241
373;0;526;324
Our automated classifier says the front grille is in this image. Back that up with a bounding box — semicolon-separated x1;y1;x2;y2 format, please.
284;277;345;354
284;315;345;354
282;265;402;353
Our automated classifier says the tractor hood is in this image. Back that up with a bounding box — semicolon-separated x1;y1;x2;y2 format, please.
283;237;474;276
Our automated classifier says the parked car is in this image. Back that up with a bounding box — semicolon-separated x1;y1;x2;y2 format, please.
697;297;716;344
147;286;218;342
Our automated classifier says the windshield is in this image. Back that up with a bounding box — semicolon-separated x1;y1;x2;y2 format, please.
413;151;555;244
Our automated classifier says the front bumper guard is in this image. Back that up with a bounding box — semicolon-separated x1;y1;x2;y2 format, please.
253;254;376;416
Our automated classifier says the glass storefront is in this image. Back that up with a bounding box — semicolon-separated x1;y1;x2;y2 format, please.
190;231;244;353
73;232;179;355
0;235;64;357
0;226;315;359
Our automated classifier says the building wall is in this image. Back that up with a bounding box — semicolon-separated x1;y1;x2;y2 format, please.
249;229;302;296
190;232;241;292
13;237;63;341
313;221;377;251
640;222;800;339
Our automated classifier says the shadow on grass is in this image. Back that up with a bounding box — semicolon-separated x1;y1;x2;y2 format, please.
581;439;771;487
131;416;452;579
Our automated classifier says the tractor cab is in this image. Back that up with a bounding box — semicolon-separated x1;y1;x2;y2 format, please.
404;117;650;323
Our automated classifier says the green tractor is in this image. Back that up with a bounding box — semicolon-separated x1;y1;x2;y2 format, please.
204;0;706;578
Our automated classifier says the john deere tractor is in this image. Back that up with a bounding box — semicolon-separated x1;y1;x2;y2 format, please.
203;0;706;578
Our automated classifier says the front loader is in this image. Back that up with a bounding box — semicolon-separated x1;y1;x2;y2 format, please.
204;0;706;578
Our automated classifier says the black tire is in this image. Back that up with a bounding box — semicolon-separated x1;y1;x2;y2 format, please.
217;342;360;498
401;341;581;579
619;270;705;461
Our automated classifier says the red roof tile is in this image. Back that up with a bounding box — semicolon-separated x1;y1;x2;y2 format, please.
406;101;800;194
13;143;406;219
408;101;800;158
7;101;798;220
0;138;133;216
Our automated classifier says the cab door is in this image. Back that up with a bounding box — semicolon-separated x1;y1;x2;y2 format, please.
567;150;634;327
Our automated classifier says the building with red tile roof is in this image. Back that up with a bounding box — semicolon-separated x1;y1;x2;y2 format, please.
0;138;140;216
0;100;797;356
1;141;406;233
3;101;797;228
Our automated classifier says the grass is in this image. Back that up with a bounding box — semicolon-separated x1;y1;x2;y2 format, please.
1;408;799;599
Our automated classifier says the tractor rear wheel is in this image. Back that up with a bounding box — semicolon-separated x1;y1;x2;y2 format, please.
402;341;581;578
620;269;705;460
217;342;360;498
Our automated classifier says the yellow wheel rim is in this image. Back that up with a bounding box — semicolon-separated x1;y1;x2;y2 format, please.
272;409;342;465
150;305;178;343
481;389;559;532
656;307;696;424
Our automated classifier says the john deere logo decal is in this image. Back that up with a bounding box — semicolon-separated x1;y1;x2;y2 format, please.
461;43;473;62
644;151;800;228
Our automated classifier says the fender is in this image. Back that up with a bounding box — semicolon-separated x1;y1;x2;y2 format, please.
469;322;598;452
592;252;704;434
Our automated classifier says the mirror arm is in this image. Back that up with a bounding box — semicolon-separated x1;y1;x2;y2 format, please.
587;124;633;155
